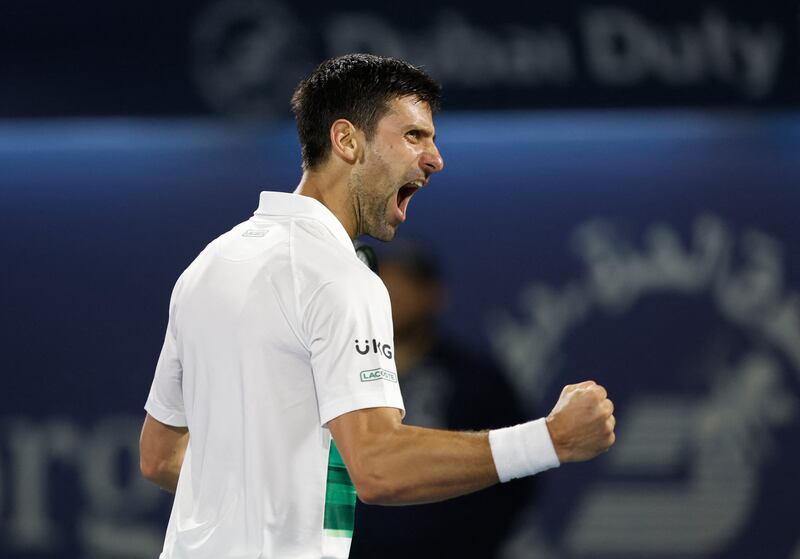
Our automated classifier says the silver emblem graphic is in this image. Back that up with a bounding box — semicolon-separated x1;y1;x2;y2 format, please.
193;0;316;120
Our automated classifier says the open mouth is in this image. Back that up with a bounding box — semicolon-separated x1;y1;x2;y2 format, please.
396;182;421;222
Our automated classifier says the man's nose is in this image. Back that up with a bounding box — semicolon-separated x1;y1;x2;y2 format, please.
421;144;444;175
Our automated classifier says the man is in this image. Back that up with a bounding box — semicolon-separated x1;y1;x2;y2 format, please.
350;240;535;558
140;54;615;559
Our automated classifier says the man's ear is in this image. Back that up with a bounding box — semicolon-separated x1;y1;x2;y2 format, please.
330;119;362;164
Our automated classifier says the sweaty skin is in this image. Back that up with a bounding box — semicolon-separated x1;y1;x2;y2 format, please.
327;381;614;505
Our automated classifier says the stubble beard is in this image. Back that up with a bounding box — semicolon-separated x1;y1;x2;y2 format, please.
349;171;397;242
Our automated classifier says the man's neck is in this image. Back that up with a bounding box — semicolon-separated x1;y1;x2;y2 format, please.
295;170;357;239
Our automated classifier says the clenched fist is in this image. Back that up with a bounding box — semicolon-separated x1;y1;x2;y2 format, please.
546;380;616;463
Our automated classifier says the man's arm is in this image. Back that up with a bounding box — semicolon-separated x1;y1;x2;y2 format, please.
139;413;189;493
330;407;497;505
328;380;614;506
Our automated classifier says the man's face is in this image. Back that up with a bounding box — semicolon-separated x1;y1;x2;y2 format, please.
350;96;444;241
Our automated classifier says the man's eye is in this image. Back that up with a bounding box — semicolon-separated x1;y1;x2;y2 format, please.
406;130;420;140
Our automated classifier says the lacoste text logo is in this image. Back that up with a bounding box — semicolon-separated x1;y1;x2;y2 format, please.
360;369;398;383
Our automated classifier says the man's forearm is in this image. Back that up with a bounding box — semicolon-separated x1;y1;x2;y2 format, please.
357;425;498;505
330;407;502;505
331;381;615;506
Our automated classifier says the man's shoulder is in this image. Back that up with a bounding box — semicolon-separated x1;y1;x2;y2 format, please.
290;221;383;294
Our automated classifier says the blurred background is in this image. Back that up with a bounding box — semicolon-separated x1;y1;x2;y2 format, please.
2;0;799;557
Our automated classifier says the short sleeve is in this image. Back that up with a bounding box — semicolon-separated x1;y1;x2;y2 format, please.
303;276;405;426
144;282;187;427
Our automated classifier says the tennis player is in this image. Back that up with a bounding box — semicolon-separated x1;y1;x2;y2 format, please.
139;53;615;559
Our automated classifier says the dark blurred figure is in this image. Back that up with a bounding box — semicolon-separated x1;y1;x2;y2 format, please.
350;240;535;559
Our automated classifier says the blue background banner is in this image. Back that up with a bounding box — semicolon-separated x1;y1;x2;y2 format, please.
2;112;799;557
4;0;799;117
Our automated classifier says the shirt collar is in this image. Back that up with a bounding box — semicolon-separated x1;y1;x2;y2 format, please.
254;191;355;253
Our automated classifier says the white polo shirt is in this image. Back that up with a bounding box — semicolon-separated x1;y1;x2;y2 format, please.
145;192;405;559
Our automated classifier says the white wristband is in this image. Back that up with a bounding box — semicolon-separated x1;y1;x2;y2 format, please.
489;418;560;483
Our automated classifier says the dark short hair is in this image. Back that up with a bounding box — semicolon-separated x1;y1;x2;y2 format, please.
291;53;441;170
